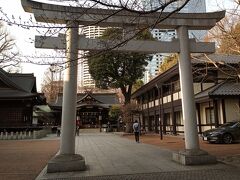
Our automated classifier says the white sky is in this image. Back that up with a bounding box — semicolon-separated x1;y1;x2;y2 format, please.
0;0;52;91
0;0;237;92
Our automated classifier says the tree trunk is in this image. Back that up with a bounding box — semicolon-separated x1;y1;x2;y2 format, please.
124;93;131;104
125;122;133;133
120;84;132;104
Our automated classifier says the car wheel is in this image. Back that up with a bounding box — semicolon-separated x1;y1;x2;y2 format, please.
222;133;233;144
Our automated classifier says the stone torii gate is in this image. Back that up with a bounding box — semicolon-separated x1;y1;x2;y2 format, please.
21;0;225;172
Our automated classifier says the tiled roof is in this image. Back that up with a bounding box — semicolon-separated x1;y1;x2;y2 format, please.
77;103;110;109
209;81;240;96
0;69;24;92
195;81;240;101
76;93;119;104
0;68;38;99
194;85;216;100
0;69;37;93
89;93;119;104
8;73;36;92
52;93;120;108
192;54;240;64
0;88;37;99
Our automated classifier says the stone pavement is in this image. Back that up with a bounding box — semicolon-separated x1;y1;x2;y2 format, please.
37;133;240;180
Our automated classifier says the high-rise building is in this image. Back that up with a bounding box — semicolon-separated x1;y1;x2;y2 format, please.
78;1;207;85
78;26;107;88
142;0;207;83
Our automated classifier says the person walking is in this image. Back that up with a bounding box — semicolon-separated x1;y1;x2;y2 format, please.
133;120;140;143
76;126;80;136
57;126;61;137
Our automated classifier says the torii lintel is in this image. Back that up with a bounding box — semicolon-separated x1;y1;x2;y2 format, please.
21;0;225;30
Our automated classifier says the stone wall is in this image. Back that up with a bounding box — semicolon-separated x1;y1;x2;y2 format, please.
0;128;51;140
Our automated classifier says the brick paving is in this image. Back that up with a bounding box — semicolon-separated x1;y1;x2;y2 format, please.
123;134;240;157
123;134;240;167
0;139;59;180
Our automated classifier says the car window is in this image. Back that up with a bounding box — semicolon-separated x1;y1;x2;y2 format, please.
232;122;240;128
220;122;236;128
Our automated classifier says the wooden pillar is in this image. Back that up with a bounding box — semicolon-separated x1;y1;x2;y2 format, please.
156;83;163;139
160;85;166;134
221;99;226;124
154;90;158;133
213;99;219;127
147;92;151;131
196;103;202;134
141;96;146;129
171;83;176;135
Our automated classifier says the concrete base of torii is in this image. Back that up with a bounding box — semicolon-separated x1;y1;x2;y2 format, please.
47;154;86;173
172;149;216;165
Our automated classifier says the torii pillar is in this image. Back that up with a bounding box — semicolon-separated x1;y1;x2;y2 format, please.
171;26;216;165
47;21;86;173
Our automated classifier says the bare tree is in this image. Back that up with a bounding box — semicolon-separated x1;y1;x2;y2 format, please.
208;0;240;55
0;22;20;70
41;65;63;103
208;17;240;55
203;0;240;81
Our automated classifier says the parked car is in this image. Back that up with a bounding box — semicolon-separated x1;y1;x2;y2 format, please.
202;121;240;144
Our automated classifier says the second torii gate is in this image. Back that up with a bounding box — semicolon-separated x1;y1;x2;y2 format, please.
21;0;225;172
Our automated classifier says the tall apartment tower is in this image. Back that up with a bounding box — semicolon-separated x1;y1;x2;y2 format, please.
78;26;107;88
142;0;207;83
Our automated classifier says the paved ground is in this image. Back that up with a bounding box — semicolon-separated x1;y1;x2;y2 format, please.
0;131;239;180
41;169;240;180
37;132;240;180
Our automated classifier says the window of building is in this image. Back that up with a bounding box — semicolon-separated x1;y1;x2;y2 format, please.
163;85;171;96
173;81;180;92
205;107;214;124
175;111;182;125
164;113;171;125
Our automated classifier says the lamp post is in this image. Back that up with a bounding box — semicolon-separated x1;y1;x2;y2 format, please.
49;64;56;103
155;83;163;140
99;115;102;132
117;116;122;132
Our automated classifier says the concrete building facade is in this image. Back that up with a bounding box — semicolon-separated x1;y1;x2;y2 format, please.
78;26;107;88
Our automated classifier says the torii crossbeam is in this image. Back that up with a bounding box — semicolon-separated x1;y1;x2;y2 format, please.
35;34;215;53
21;0;225;173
